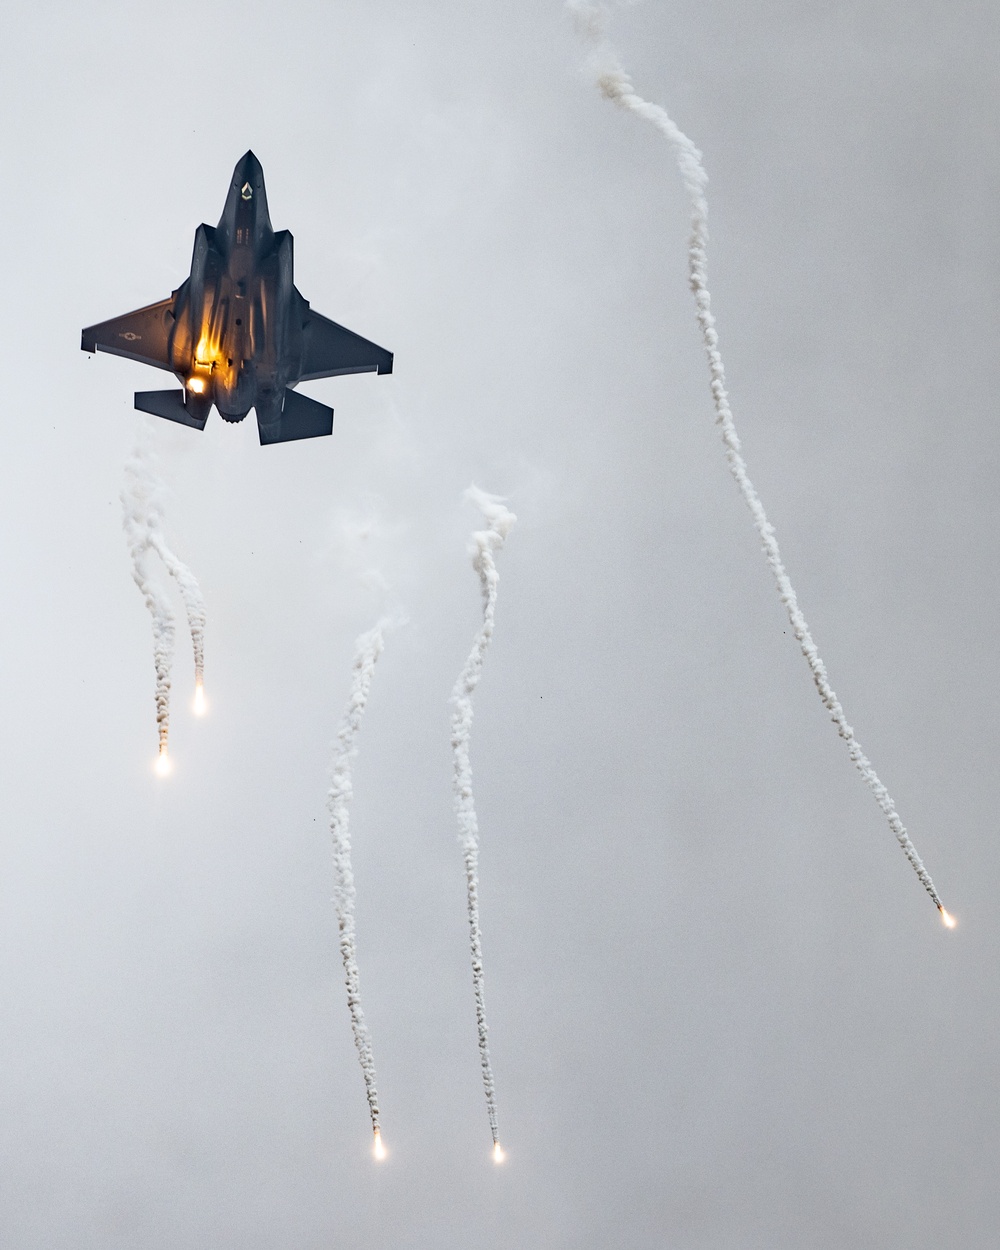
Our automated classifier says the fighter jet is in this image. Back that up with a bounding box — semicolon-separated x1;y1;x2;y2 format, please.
81;151;392;445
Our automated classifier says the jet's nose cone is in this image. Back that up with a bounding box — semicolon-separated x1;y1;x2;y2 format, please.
219;150;272;240
232;150;264;191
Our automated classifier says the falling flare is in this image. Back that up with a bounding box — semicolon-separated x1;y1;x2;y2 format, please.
193;682;207;717
492;1141;506;1164
328;620;391;1143
451;486;515;1148
154;748;172;778
939;907;957;929
568;2;950;919
372;1128;387;1161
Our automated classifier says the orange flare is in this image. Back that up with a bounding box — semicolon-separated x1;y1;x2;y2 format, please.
154;749;172;777
940;907;957;929
373;1129;386;1161
492;1142;505;1164
193;684;207;717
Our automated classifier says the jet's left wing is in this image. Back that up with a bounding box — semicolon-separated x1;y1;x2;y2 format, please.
299;309;393;381
81;297;175;372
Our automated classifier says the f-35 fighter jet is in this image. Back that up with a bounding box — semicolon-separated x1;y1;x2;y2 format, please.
81;152;392;445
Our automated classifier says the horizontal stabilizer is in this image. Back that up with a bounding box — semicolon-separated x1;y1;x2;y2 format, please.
258;389;333;445
134;390;208;431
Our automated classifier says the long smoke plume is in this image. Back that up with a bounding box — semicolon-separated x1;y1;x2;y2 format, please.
451;486;516;1150
121;428;208;758
569;2;947;915
328;618;391;1142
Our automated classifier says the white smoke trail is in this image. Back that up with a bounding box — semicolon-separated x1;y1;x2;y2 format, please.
568;3;948;916
451;486;516;1150
148;531;206;695
122;429;208;753
328;618;391;1144
121;452;176;760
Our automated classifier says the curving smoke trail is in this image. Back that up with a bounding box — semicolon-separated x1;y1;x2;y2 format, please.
328;619;391;1147
121;430;208;762
451;486;516;1152
568;2;949;918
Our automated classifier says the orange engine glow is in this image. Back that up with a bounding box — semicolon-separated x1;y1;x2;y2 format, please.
194;332;214;366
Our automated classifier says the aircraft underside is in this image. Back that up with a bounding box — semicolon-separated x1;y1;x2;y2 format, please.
81;151;392;446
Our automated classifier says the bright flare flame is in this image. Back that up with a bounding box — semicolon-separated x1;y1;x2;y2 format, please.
193;683;207;716
940;907;957;929
154;749;172;777
372;1129;387;1161
492;1142;505;1164
187;376;206;394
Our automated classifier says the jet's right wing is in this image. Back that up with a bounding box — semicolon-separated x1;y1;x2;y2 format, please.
81;297;175;372
299;309;393;381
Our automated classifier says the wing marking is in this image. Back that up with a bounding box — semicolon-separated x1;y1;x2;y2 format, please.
81;297;176;372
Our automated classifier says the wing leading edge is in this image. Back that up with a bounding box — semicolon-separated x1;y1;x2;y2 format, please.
81;297;175;372
299;309;393;381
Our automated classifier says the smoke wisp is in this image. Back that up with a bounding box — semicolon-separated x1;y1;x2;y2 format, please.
568;2;947;915
451;486;516;1149
148;531;206;694
328;618;392;1142
121;446;176;760
121;430;208;761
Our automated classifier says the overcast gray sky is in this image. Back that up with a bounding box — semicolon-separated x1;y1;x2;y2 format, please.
1;1;998;1246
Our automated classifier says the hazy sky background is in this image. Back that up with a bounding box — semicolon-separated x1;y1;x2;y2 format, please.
1;2;998;1246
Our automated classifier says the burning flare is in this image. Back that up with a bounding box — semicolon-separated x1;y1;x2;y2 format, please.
939;907;957;929
373;1128;387;1161
193;682;207;717
492;1141;506;1164
154;749;172;777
